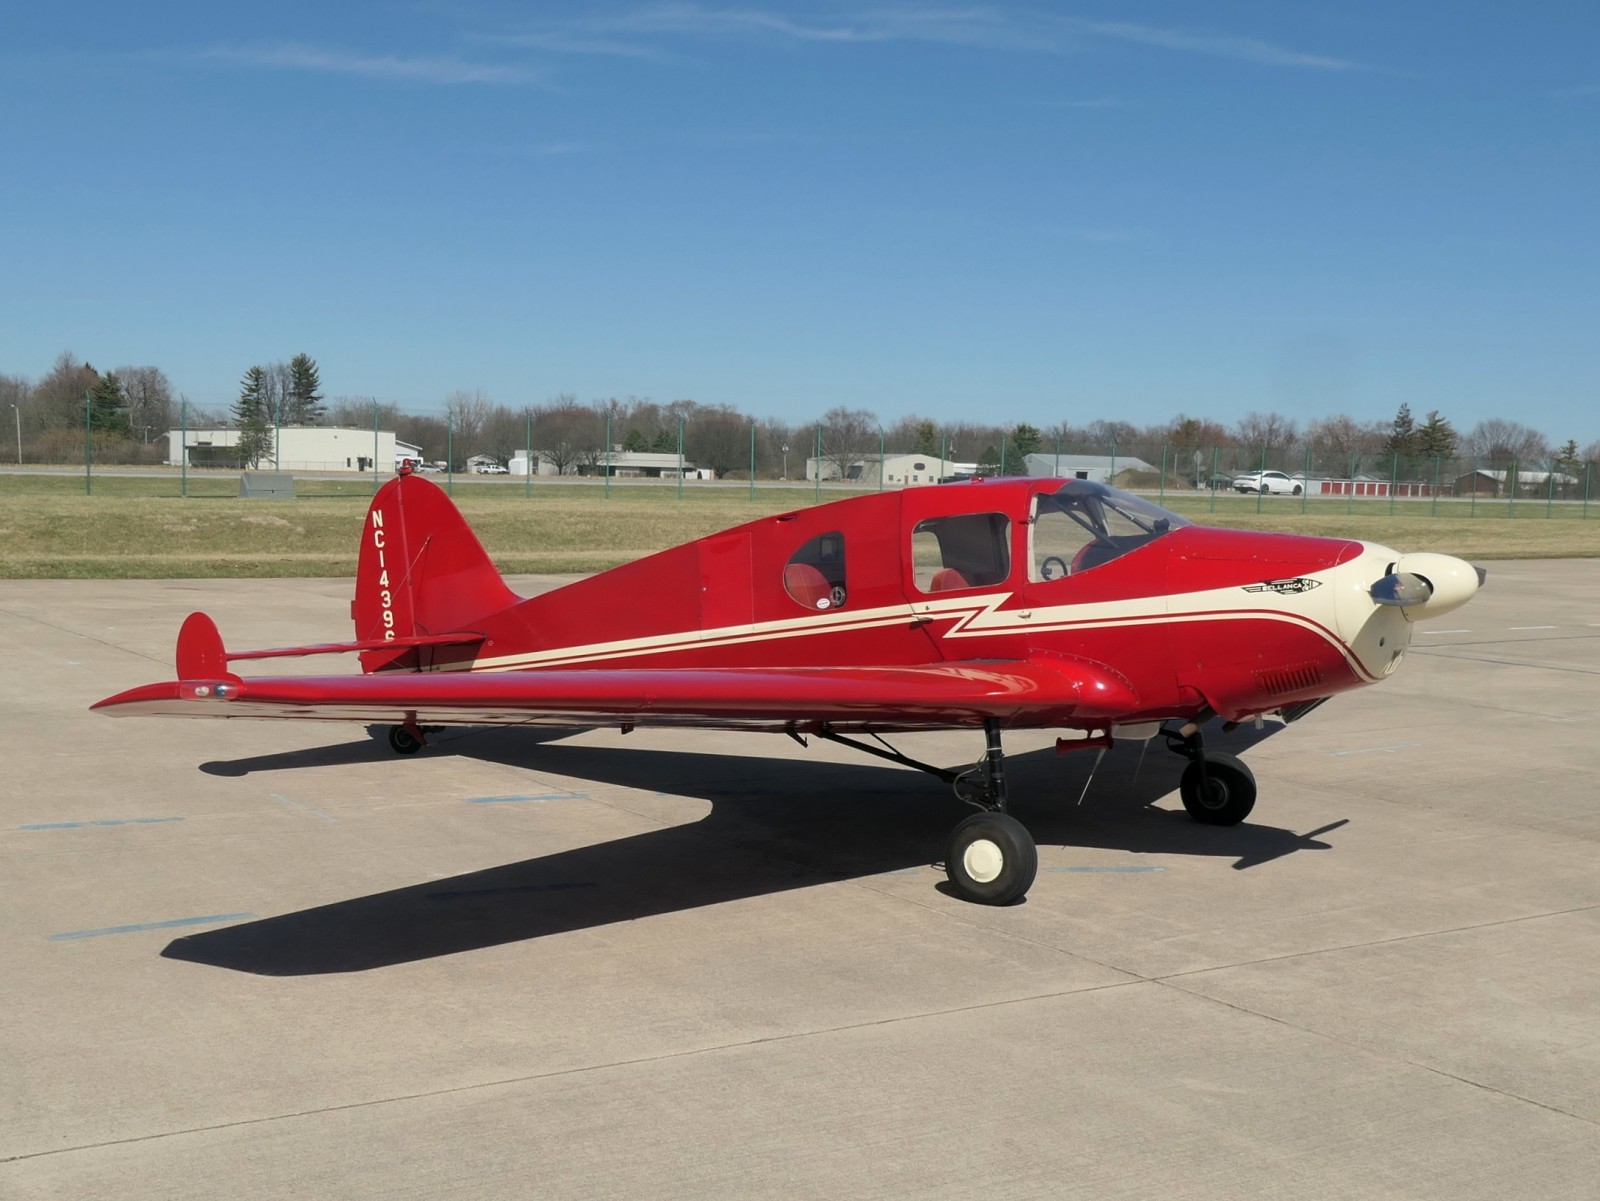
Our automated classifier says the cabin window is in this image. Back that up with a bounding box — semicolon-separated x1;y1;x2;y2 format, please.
1030;480;1188;580
912;513;1010;593
784;532;847;610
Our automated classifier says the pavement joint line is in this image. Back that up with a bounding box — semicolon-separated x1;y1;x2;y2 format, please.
269;792;339;824
1154;975;1600;1130
0;605;169;667
1151;900;1600;986
1408;648;1600;675
0;974;1159;1167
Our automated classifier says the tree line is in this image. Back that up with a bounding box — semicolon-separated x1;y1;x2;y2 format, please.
2;349;1595;479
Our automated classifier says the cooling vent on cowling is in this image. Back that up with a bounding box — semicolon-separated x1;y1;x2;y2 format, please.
1253;663;1324;696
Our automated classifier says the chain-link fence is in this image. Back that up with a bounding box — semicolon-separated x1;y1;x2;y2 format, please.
8;398;1597;520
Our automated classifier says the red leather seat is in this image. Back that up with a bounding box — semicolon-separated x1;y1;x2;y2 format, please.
929;567;971;592
784;563;832;608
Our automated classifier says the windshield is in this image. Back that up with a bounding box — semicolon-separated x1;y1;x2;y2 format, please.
1029;480;1190;581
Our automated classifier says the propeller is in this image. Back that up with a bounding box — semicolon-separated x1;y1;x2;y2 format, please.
1370;554;1485;619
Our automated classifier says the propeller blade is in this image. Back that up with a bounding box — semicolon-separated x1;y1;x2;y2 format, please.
1371;571;1433;607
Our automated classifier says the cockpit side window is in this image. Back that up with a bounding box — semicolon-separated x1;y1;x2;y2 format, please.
1030;481;1187;581
912;512;1010;593
784;532;847;610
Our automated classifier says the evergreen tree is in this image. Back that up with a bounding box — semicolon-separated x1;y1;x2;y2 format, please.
234;365;274;468
623;427;650;452
1414;409;1457;460
1553;439;1581;473
84;371;131;436
1384;403;1417;460
1010;422;1042;461
913;420;939;456
286;354;324;424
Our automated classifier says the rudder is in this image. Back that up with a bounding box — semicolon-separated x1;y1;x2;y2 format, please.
353;473;520;671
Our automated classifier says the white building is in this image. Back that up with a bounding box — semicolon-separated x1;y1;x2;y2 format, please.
1022;453;1157;483
511;449;710;479
170;426;400;473
804;453;970;485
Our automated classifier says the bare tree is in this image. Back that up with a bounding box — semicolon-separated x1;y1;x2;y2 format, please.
444;388;495;453
1305;413;1385;473
685;405;748;478
328;396;403;428
32;351;99;429
116;366;174;444
817;405;878;480
1463;418;1547;466
531;402;603;475
1232;411;1300;467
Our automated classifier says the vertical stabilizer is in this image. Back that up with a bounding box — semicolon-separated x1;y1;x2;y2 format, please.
353;474;520;671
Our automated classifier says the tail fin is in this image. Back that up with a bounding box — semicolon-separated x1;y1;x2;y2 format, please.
354;474;520;672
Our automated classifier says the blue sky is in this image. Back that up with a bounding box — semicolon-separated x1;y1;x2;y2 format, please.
3;3;1597;441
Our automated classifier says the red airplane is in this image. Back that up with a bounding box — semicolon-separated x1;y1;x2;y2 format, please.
95;468;1483;905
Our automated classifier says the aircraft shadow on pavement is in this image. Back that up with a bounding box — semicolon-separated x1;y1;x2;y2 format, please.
166;721;1348;976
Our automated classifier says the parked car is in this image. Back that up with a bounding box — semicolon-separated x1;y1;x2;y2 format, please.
474;463;509;474
1232;470;1302;496
414;462;444;474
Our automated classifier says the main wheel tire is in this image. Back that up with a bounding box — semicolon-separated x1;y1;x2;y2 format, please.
388;724;422;756
1179;753;1256;825
945;811;1038;906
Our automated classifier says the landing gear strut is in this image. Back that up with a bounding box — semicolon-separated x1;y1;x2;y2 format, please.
816;717;1038;906
1166;720;1257;825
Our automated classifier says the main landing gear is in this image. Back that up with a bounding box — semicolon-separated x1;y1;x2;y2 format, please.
816;712;1260;908
818;718;1038;906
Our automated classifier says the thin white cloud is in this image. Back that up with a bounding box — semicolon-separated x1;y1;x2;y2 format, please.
195;43;546;87
496;5;1362;70
1065;18;1359;71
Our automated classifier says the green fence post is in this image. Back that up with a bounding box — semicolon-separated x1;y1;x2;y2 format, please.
1159;443;1167;504
1347;453;1356;516
1585;461;1592;520
677;418;685;501
1470;458;1477;518
878;428;885;491
1301;446;1310;513
1109;438;1117;485
526;411;534;499
84;388;92;495
447;413;453;497
1547;465;1555;518
373;401;381;494
814;427;821;504
1430;455;1439;517
180;398;188;498
1508;459;1516;518
1388;451;1397;515
1255;445;1265;514
1053;435;1060;479
1209;446;1219;514
749;423;757;501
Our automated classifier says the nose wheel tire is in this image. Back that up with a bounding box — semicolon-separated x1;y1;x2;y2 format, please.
945;811;1038;906
1179;752;1256;825
387;724;423;755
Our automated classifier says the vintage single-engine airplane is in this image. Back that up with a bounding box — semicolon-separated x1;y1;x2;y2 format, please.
95;467;1483;905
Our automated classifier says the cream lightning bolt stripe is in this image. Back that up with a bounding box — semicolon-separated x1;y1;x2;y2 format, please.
427;562;1380;682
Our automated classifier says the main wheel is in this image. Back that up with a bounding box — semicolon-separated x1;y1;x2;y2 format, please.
1179;753;1256;825
945;811;1038;906
387;724;423;755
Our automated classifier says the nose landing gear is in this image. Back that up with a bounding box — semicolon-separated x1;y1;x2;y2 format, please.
1166;721;1257;825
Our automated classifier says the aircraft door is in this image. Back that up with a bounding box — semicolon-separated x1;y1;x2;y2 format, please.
698;530;755;639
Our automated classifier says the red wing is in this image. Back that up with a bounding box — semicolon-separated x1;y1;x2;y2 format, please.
93;658;1140;733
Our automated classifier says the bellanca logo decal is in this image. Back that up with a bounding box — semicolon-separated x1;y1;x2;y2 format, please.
1243;578;1322;595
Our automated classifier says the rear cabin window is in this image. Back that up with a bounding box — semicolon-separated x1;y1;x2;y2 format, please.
784;532;847;610
912;513;1010;593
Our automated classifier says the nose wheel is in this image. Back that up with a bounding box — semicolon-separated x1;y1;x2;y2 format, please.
1167;722;1257;825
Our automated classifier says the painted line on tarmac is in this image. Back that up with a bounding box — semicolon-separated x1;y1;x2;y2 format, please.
20;817;183;831
1419;628;1471;634
270;792;338;823
48;913;255;942
1510;625;1558;631
466;793;586;804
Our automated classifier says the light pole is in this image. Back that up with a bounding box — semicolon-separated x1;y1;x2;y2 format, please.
781;443;789;480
